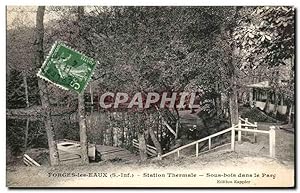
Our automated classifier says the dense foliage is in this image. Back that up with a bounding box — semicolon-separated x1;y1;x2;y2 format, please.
6;6;294;159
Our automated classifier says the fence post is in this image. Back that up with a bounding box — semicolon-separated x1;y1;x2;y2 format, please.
238;120;242;143
196;143;199;157
245;118;248;123
231;126;235;151
269;126;276;158
245;118;249;137
208;138;211;150
157;153;162;160
253;122;257;143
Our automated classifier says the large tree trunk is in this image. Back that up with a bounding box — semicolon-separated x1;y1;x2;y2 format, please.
229;84;239;125
23;74;29;107
174;108;180;139
89;84;94;112
78;93;89;164
214;85;222;117
23;74;30;151
227;7;241;126
24;119;29;151
137;113;148;161
77;6;89;164
138;132;147;161
148;127;162;156
35;6;59;166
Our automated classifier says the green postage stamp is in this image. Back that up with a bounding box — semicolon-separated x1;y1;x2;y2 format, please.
37;41;97;94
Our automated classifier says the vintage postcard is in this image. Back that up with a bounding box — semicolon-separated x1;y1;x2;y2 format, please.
6;5;295;188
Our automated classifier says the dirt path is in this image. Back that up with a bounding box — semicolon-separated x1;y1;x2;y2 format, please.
7;149;294;187
7;122;294;188
256;123;294;164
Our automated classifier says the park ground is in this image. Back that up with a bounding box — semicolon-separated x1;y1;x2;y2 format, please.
6;123;294;188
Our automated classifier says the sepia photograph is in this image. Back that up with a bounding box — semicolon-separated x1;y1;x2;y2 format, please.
6;5;295;188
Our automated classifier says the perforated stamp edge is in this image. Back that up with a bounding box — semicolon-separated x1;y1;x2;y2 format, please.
37;41;98;93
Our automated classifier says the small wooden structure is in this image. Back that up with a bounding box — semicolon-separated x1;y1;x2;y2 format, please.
57;139;96;162
247;81;293;115
23;139;97;166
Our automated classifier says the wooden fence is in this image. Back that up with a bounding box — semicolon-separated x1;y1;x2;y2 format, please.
23;154;41;167
132;139;157;157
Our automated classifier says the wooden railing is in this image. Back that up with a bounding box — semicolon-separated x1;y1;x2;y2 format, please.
159;126;235;159
236;117;258;143
158;117;276;159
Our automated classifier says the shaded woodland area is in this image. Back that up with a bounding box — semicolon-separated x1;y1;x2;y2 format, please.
6;6;294;166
